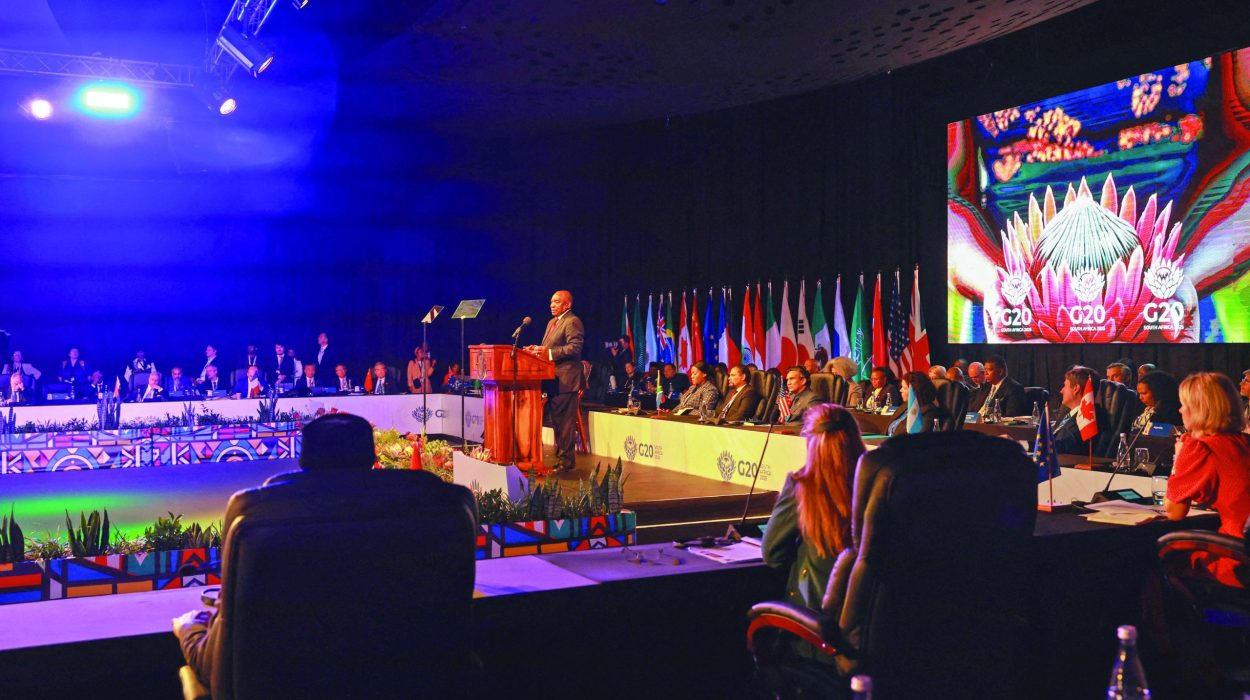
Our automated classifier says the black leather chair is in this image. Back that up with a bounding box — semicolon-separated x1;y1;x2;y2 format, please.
714;365;729;396
178;469;478;700
1153;516;1250;693
809;373;834;403
1096;380;1142;457
937;380;970;429
1022;386;1049;414
747;431;1037;698
750;370;780;425
828;374;850;406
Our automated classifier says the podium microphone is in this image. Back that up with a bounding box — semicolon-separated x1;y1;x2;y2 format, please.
511;316;532;341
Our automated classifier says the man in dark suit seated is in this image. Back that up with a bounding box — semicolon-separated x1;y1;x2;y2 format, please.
368;362;395;395
231;365;269;399
783;366;820;424
865;366;902;411
131;370;166;402
970;354;1027;418
3;370;34;405
716;364;761;422
199;365;228;396
268;343;295;385
166;366;193;395
293;363;320;396
333;364;353;393
82;370;110;401
172;413;473;692
1053;365;1109;455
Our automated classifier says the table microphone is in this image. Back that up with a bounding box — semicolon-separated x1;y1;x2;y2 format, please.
724;402;782;543
1090;424;1148;503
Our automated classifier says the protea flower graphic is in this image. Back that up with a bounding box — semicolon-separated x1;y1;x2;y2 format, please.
951;174;1205;343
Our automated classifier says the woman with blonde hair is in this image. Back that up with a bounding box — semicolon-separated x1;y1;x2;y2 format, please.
1165;372;1250;586
825;356;864;407
762;403;867;607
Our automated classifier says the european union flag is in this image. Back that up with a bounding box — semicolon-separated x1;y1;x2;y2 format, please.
1032;404;1061;483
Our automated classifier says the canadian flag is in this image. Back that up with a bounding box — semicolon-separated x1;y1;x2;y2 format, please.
1076;377;1099;442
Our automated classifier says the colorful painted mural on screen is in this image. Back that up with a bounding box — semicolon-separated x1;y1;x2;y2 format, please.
947;48;1250;344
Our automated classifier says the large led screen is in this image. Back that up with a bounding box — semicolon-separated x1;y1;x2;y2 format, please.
948;50;1250;344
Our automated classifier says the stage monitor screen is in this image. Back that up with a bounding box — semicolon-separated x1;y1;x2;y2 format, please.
947;49;1250;344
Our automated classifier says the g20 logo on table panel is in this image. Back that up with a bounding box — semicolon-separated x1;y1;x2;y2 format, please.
410;408;484;427
714;451;772;483
624;435;638;461
622;435;662;462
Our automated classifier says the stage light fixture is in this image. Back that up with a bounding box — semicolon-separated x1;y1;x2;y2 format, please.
216;24;274;77
193;81;238;115
27;98;53;120
72;82;142;119
291;0;309;9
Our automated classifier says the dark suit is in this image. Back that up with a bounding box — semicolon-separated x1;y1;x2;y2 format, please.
239;355;262;371
200;377;228;395
231;376;270;398
865;383;902;410
166;376;193;394
970;376;1027;418
312;345;337;381
294;376;320;397
2;374;33;405
196;357;222;383
368;375;395;395
1053;404;1110;455
130;385;166;403
84;382;111;401
268;355;296;384
785;387;820;424
716;384;761;422
540;310;585;470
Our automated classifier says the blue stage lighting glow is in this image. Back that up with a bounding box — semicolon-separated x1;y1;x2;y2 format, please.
28;99;53;120
73;82;143;119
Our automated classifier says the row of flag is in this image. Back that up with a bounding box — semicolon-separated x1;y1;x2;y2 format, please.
620;267;930;379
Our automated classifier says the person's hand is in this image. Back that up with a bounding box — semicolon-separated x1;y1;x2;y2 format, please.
1173;434;1186;461
172;609;213;640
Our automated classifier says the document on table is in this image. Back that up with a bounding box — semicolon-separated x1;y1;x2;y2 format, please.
1082;501;1165;526
685;541;763;564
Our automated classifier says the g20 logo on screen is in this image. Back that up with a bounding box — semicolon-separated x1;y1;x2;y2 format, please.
1142;301;1184;328
996;307;1033;329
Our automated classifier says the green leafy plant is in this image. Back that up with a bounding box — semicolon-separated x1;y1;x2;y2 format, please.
0;505;24;564
144;512;187;552
110;530;148;555
257;394;281;423
26;531;70;561
65;509;111;558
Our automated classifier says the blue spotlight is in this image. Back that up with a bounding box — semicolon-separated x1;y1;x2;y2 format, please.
72;82;143;119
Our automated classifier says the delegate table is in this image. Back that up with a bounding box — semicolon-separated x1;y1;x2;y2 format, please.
589;409;1155;501
2;394;487;442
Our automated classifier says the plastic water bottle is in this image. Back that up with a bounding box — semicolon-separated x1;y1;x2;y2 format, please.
1115;433;1129;470
1031;401;1041;427
1106;625;1150;699
850;674;872;700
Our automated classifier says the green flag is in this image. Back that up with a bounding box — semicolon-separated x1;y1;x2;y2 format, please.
764;282;780;370
632;294;644;366
811;280;831;362
849;275;868;380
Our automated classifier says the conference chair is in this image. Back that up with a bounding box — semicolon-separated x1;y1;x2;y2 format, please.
714;365;729;396
937;380;970;429
758;369;784;423
1023;387;1050;414
1154;515;1250;693
747;431;1037;698
809;373;834;403
177;469;478;700
828;374;850;406
229;369;246;388
131;371;151;395
1095;380;1142;457
747;370;777;423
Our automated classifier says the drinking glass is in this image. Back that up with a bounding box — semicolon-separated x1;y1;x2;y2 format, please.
1151;475;1168;507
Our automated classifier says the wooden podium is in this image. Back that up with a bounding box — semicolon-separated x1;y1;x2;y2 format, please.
468;344;555;472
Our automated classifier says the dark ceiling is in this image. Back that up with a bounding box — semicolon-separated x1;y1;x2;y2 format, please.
3;0;1099;133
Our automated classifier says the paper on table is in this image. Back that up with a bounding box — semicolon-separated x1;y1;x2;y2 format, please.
685;541;763;565
1083;501;1164;525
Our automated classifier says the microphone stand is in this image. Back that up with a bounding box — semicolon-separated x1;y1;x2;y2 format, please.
724;401;782;543
510;328;522;468
1090;424;1148;503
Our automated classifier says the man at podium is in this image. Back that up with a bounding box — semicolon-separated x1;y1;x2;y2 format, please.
526;289;585;473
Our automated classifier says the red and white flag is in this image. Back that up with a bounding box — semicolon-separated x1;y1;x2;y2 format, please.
900;266;930;374
777;391;792;421
678;291;692;369
1077;377;1099;442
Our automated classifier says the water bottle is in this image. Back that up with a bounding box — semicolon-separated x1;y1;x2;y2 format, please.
1106;625;1150;699
1031;401;1041;427
1114;433;1129;470
850;674;873;700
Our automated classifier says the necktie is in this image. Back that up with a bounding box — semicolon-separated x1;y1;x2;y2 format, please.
375;380;382;395
542;318;556;345
341;378;348;390
308;378;314;389
719;387;739;419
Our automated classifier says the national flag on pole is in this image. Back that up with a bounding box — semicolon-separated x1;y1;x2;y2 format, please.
753;282;766;368
703;288;718;364
765;282;781;371
633;294;644;366
690;289;703;363
796;280;816;364
831;276;849;360
622;295;633;360
722;287;741;367
656;296;672;364
812;280;832;364
1077;377;1098;442
665;292;677;360
872;272;887;370
741;285;756;366
678;292;692;369
779;280;798;370
850;274;868;380
1033;404;1062;483
904;385;924;434
901;266;930;374
777;387;793;421
888;269;909;378
645;294;658;369
717;288;729;366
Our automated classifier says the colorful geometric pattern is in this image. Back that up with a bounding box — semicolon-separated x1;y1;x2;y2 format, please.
475;511;637;560
1;426;301;473
0;547;221;606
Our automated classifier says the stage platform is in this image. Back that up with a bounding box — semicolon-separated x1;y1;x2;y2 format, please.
4;447;776;547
